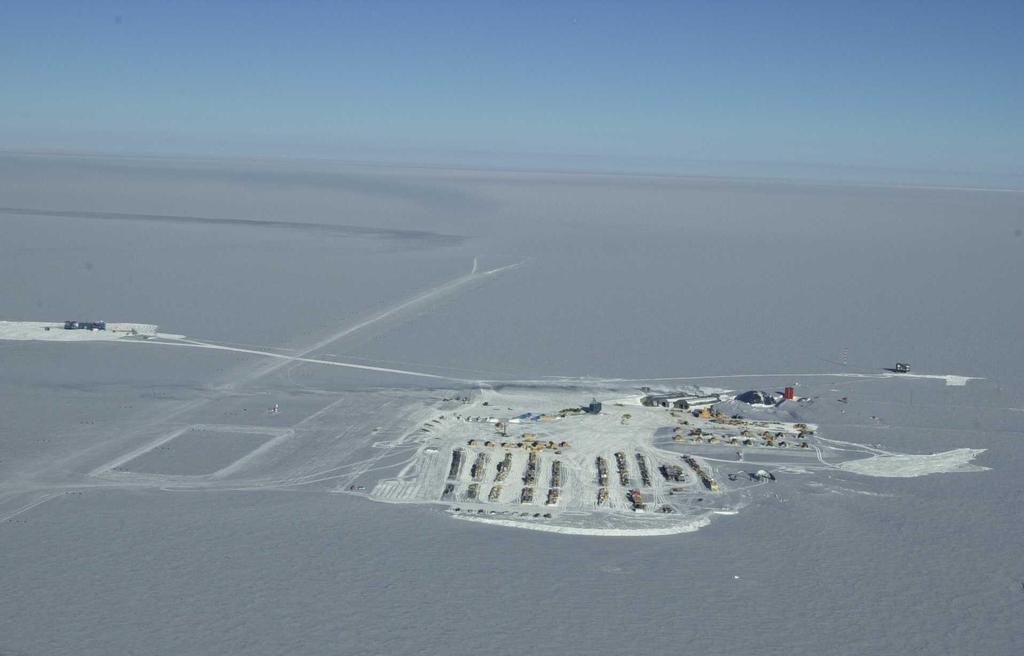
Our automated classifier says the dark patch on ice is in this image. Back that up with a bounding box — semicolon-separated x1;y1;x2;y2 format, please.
0;206;465;246
735;390;778;406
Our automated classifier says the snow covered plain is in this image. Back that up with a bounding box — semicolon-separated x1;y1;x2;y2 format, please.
1;154;1022;655
837;447;988;477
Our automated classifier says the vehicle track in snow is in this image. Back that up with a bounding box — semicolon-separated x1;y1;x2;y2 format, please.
136;259;523;385
0;260;518;515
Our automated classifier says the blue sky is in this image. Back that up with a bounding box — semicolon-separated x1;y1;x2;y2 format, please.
1;1;1021;182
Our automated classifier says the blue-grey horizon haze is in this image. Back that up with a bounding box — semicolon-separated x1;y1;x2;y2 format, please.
2;1;1021;187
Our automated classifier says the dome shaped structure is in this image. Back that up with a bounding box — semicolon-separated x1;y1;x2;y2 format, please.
735;390;778;407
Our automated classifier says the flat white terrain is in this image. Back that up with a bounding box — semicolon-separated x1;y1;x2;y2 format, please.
1;156;1019;656
838;448;988;477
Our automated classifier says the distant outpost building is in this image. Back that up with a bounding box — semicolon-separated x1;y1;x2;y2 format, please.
63;320;106;331
640;393;721;410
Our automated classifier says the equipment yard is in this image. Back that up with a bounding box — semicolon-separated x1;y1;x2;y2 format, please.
368;386;842;534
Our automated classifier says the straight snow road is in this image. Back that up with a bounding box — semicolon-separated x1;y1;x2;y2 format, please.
485;371;982;387
209;259;519;386
122;259;523;384
133;339;461;381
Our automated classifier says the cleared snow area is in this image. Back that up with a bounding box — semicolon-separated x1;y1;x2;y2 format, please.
450;510;714;536
362;384;985;535
838;448;989;477
595;372;983;387
0;320;165;340
875;372;980;386
367;386;748;535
